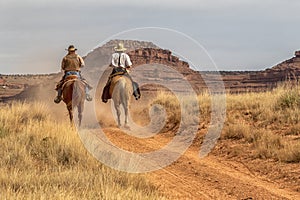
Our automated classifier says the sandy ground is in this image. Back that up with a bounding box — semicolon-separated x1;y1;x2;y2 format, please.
100;127;299;200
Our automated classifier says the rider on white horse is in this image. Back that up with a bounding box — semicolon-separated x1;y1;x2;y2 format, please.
102;43;140;103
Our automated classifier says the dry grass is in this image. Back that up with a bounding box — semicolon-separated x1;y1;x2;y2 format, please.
151;91;201;132
223;85;300;163
0;102;165;199
150;92;181;132
152;85;300;163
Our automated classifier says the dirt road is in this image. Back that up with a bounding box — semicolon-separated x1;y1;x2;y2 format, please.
101;128;299;200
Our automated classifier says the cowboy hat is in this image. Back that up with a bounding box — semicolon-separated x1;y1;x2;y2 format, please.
114;43;127;52
66;45;77;51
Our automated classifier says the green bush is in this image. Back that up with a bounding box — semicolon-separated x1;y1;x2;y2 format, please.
276;89;300;110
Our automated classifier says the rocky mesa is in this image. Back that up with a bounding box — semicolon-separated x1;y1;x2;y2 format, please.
83;39;300;93
1;39;300;101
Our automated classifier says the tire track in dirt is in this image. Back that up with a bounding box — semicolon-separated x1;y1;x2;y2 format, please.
98;128;300;200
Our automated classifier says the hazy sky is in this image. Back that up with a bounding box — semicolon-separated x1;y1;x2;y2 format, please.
1;0;300;74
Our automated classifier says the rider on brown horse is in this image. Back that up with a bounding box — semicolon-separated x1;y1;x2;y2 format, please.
101;43;140;103
54;45;93;104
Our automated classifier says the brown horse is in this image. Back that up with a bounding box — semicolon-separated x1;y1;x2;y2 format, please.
110;75;133;128
62;75;86;126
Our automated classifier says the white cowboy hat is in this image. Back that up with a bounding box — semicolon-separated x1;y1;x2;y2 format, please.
114;43;127;52
66;45;77;52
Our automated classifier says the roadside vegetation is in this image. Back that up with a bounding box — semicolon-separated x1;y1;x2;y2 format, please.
153;84;300;163
0;102;165;199
223;85;300;163
2;84;299;199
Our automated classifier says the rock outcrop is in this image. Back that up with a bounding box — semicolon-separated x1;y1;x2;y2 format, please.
126;48;206;92
220;50;300;93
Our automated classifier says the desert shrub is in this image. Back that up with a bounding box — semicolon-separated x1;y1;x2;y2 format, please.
253;131;284;160
0;126;8;138
218;85;300;163
197;92;211;118
275;88;300;110
0;102;50;134
286;123;300;135
27;135;80;167
151;92;181;131
277;142;300;163
222;123;251;140
152;92;202;133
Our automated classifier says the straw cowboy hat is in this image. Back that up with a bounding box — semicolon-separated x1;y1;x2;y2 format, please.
66;45;77;52
114;43;127;52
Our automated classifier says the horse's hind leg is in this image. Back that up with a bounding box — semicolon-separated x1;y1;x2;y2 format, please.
77;103;83;127
123;103;130;129
68;107;74;126
114;104;121;127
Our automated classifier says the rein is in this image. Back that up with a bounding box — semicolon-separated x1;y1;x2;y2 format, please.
109;71;127;79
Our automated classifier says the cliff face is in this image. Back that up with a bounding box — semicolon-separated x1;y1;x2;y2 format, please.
126;48;205;92
82;40;159;85
83;40;300;93
83;40;158;70
221;51;300;93
127;48;189;68
128;48;300;93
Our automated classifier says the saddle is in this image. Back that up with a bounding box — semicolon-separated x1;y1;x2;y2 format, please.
102;67;140;102
61;75;79;89
56;73;92;91
110;67;128;78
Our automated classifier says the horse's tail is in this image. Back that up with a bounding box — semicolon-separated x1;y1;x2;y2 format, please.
114;77;132;104
72;80;85;107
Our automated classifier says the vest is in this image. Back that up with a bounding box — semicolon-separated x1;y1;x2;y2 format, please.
62;54;82;71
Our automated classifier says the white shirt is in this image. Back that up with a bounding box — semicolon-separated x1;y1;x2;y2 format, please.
111;52;132;68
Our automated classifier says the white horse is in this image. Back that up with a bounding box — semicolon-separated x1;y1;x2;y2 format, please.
110;76;133;128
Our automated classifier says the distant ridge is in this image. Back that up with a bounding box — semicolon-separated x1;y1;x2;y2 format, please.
1;40;300;102
83;40;300;93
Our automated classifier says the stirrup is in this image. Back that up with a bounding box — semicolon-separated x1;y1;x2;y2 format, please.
54;96;62;104
86;94;93;101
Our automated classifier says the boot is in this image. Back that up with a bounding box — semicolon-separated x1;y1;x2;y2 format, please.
101;84;110;103
86;93;93;101
54;88;62;104
85;87;93;101
82;80;93;90
132;82;141;100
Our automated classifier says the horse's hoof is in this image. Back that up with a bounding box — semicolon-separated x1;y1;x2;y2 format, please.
124;125;131;130
134;95;140;100
54;96;62;104
86;94;93;101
